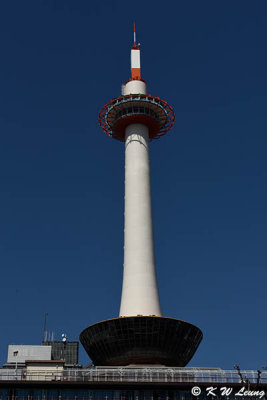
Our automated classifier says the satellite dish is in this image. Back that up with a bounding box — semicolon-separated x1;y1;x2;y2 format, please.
61;333;67;342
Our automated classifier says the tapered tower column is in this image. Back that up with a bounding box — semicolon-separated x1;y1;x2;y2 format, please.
120;123;161;317
80;26;203;367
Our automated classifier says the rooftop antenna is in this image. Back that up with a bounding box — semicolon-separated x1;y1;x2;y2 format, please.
43;312;48;343
62;333;67;351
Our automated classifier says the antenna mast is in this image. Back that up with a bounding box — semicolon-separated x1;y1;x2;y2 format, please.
133;22;136;47
43;312;48;342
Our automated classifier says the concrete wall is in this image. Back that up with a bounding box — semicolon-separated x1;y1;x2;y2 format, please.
7;345;52;363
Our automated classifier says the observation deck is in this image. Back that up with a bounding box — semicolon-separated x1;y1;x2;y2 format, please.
99;94;175;141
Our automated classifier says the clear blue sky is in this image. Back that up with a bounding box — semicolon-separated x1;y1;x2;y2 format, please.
0;0;267;369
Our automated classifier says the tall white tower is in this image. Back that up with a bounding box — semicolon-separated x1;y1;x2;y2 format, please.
120;38;161;317
80;26;202;367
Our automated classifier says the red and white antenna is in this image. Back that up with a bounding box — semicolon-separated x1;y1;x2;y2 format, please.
131;22;141;80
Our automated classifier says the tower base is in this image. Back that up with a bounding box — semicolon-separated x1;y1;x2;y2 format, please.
80;316;202;366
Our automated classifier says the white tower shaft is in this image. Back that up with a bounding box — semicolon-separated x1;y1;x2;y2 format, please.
119;123;162;317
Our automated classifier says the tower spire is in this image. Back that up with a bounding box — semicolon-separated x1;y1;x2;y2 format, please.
133;22;136;47
131;23;141;80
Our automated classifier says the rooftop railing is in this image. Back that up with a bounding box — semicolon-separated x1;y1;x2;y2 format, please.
0;367;267;385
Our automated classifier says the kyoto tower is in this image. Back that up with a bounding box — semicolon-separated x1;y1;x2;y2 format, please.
80;26;202;366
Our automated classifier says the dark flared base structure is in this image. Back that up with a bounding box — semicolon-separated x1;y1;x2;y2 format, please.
80;316;202;366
